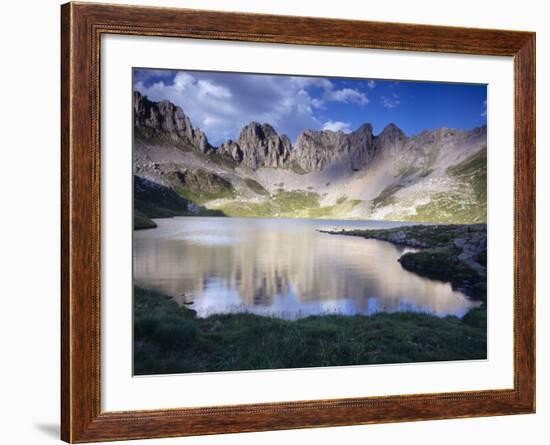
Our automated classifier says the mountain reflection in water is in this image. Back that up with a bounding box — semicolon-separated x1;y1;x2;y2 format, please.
133;217;478;320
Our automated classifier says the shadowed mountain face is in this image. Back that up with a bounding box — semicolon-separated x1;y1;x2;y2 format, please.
133;91;487;224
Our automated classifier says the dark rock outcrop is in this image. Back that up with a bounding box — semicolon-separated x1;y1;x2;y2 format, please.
166;168;234;201
134;175;190;218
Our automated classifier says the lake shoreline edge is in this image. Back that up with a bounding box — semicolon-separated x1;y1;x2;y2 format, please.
319;223;487;302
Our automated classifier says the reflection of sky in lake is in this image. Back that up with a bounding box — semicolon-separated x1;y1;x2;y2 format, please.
134;217;479;320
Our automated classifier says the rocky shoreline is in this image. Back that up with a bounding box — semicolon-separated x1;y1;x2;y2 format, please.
319;224;487;301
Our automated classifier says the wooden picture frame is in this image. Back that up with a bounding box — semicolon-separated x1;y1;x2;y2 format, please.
61;2;535;442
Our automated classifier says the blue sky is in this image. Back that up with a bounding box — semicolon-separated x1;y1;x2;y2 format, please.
134;68;487;146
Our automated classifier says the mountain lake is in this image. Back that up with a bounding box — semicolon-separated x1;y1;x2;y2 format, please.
133;217;479;320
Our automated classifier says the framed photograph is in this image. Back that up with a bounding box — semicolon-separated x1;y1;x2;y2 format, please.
61;2;535;442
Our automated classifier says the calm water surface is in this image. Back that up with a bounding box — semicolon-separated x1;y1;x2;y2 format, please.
134;217;477;319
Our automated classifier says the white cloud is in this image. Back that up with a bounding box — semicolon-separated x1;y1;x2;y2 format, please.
481;99;487;117
196;80;232;99
311;98;325;109
322;120;352;132
367;80;376;89
324;87;368;105
172;72;194;89
381;93;401;109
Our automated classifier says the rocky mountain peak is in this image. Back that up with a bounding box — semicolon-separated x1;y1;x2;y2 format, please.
292;123;380;173
296;129;350;146
240;122;278;141
373;123;407;156
354;123;374;135
133;91;212;154
292;129;350;172
218;122;292;169
378;123;406;141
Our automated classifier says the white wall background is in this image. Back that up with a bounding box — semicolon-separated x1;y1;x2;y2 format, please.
0;1;545;444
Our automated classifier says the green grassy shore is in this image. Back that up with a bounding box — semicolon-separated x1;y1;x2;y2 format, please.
134;285;486;375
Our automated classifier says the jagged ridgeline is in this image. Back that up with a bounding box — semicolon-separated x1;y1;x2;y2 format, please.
133;91;487;228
